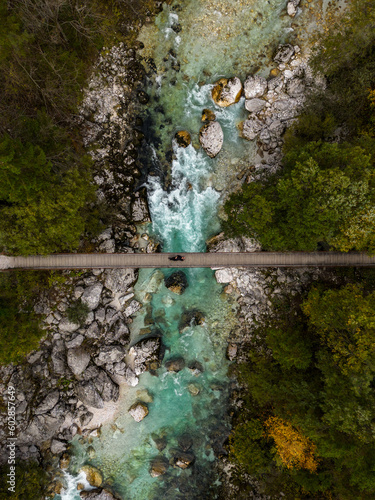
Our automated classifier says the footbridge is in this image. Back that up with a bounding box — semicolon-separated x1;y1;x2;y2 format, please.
1;252;375;270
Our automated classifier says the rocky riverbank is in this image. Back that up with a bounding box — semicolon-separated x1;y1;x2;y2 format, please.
0;29;159;500
0;266;165;495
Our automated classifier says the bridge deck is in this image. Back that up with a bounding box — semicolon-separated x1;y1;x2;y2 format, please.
1;252;375;270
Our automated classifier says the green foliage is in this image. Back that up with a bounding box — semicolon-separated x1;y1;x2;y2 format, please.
0;133;96;254
229;419;272;475
310;0;375;135
224;141;375;251
224;0;375;253
231;282;375;498
66;299;90;325
0;270;49;364
0;460;49;499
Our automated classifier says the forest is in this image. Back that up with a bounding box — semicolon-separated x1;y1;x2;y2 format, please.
0;0;153;367
224;0;375;253
228;2;375;497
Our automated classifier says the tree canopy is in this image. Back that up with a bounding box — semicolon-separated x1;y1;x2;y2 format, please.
224;0;375;253
230;280;375;499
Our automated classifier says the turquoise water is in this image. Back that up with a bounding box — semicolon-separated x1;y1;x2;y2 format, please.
67;267;237;499
57;0;327;497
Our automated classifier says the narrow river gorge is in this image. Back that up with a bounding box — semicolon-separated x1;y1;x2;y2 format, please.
57;0;343;498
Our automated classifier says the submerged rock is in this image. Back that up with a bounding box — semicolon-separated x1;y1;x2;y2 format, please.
171;450;195;469
80;489;119;500
188;383;200;396
199;121;223;158
128;402;149;422
201;108;216;122
150;456;169;477
178;434;193;451
188;360;204;376
165;271;188;295
80;465;103;488
152;433;167;451
243;75;267;99
211;77;242;107
175;130;191;148
165;357;185;373
179;310;205;332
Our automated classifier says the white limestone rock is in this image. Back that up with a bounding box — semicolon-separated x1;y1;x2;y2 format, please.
245;98;267;113
211;77;243;107
274;44;295;64
215;268;235;283
104;268;137;294
81;284;103;311
241;118;263;141
199;121;224;158
124;300;141;317
128;402;148;422
243;75;268;99
287;0;300;17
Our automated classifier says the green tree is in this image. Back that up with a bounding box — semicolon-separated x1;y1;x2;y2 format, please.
224;141;375;252
231;282;375;498
0;134;96;254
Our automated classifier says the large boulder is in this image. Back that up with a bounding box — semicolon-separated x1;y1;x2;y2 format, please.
95;345;125;366
35;390;60;415
201;109;216;122
243;75;267;99
67;347;90;376
171;451;195;469
129;402;149;422
175;131;191;148
81;284;103;311
245;98;266;113
286;77;305;96
93;370;119;402
211;77;242;107
80;490;119;500
76;381;104;409
199;121;223;158
179;310;205;332
80;465;103;488
104;269;137;295
165;271;188;295
59;318;80;333
129;336;163;375
287;0;300;16
50;439;67;455
240;118;263;141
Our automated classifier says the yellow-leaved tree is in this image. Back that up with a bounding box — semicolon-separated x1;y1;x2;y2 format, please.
265;416;318;472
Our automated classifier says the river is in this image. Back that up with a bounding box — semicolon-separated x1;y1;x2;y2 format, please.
57;0;330;498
